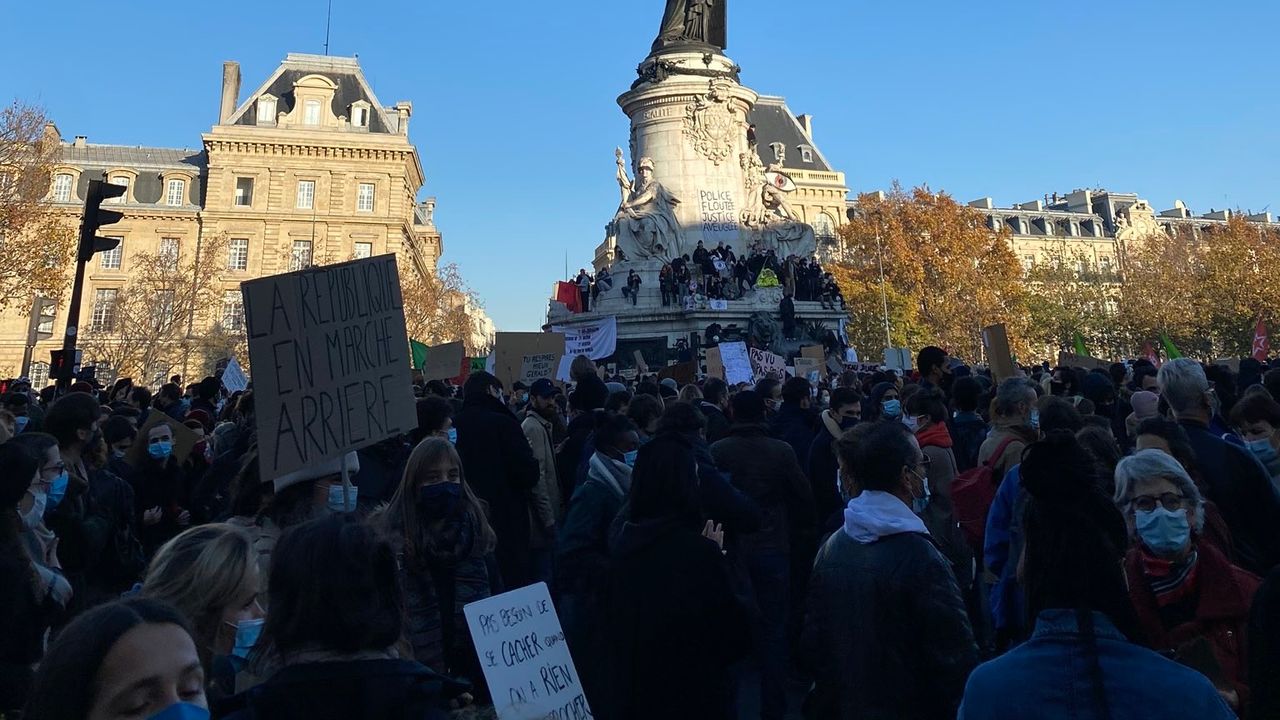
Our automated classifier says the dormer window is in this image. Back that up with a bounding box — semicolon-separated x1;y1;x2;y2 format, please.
304;100;322;126
798;145;814;163
350;101;371;129
256;95;277;125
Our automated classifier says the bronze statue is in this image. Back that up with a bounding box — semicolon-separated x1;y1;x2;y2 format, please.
652;0;727;53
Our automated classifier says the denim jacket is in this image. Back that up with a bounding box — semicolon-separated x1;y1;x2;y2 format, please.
960;609;1235;719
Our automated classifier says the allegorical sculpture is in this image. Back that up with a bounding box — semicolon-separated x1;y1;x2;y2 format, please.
652;0;727;53
612;149;683;260
739;150;816;257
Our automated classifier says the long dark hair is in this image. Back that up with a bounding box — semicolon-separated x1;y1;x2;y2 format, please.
628;432;700;526
0;441;41;545
379;438;496;567
23;598;194;720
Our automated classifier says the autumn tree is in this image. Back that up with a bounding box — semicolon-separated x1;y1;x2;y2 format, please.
1025;242;1122;358
401;262;487;355
0;100;77;310
831;184;1030;362
80;234;231;383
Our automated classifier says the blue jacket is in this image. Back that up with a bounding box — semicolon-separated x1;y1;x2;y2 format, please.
960;610;1235;719
983;465;1024;635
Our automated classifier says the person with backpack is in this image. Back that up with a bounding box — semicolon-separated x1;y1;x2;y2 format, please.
949;376;988;472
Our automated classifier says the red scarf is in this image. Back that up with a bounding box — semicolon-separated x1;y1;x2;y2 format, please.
916;422;953;449
1139;546;1200;608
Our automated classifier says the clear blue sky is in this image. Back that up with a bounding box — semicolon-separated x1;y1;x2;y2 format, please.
4;1;1277;331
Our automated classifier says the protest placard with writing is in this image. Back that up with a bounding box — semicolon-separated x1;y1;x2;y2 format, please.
982;324;1016;382
495;333;566;388
719;342;754;385
241;255;416;480
1057;352;1108;371
420;341;465;382
465;582;592;720
749;347;787;381
520;353;558;387
220;357;249;393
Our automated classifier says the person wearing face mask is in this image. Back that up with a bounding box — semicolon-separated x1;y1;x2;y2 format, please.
371;438;496;706
23;597;210;720
0;442;64;715
905;388;975;598
134;422;193;556
868;381;902;423
522;379;565;584
452;371;540;591
802;420;978;719
1160;359;1280;575
626;393;664;444
807;387;863;528
1229;392;1280;491
103;415;138;482
978;378;1039;489
770;377;819;471
141;524;265;703
711;390;815;720
10;432;74;611
1114;450;1260;713
412;395;455;446
556;415;639;704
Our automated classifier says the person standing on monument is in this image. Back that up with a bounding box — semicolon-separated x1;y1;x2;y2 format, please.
624;269;642;306
576;268;592;314
780;291;797;340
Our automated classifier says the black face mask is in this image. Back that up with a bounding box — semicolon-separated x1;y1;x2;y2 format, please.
1050;381;1066;396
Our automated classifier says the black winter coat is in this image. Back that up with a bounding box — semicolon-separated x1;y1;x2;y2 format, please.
770;403;816;474
805;428;845;533
1179;418;1280;574
604;517;752;720
699;401;732;443
217;659;462;720
711;424;814;554
453;393;540;589
801;529;978;719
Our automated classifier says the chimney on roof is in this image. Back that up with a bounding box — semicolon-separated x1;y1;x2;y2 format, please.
73;136;87;148
219;61;241;124
395;101;413;136
796;114;814;139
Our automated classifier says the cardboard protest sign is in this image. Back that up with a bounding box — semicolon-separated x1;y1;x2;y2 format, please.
658;360;697;386
718;342;754;385
519;353;558;386
704;345;725;381
1213;358;1242;373
1057;352;1107;371
800;344;827;378
883;347;912;371
464;582;592;720
749;347;787;381
220;357;249;393
982;324;1016;382
495;332;565;388
241;254;416;481
795;357;822;383
419;341;465;382
127;411;202;469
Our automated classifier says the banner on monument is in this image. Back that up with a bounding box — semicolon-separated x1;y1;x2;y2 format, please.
718;342;753;385
749;347;787;381
220;357;249;393
241;254;416;480
551;316;617;360
495;332;566;388
464;582;591;720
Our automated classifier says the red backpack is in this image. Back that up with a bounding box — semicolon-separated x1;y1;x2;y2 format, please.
952;436;1018;553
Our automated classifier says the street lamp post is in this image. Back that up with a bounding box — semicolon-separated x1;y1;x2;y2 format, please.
876;229;891;349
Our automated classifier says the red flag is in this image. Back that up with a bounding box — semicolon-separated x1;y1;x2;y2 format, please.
555;281;583;313
1142;341;1159;367
1253;319;1270;361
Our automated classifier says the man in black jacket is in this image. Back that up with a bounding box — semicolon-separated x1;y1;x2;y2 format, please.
711;392;815;720
1159;359;1280;574
802;421;978;719
698;377;732;443
453;372;541;590
770;377;816;471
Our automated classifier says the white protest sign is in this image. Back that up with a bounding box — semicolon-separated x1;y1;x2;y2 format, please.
718;341;754;385
520;353;558;386
241;254;416;481
221;357;249;393
749;347;787;380
465;582;592;720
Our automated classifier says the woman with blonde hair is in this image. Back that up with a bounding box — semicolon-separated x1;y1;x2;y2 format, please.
372;437;496;702
142;522;264;700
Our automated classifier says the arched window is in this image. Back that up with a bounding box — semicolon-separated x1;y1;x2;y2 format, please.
52;173;74;202
814;212;836;241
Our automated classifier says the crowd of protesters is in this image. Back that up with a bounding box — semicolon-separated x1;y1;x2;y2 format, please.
2;347;1280;719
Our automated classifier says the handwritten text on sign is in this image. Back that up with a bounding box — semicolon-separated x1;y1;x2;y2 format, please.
241;255;417;479
465;582;592;720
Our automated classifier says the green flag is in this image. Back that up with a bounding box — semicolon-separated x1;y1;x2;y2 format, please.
1072;332;1090;357
410;339;429;370
1159;333;1183;360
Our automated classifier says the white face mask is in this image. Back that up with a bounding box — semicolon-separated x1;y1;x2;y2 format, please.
21;489;47;529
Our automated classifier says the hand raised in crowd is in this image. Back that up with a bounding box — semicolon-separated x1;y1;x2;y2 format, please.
143;506;163;525
701;519;725;553
176;509;192;527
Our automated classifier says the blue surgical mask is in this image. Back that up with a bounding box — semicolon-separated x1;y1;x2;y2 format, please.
227;617;264;660
14;415;29;433
881;399;902;419
146;702;210;720
112;448;128;460
1029;408;1041;431
148;441;173;460
418;482;462;521
47;470;69;510
910;469;931;515
622;450;638;467
902;415;920;433
447;427;458;444
327;483;358;513
1135;506;1192;556
1247;438;1278;467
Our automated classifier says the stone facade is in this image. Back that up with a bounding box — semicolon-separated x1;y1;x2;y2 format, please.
2;53;447;385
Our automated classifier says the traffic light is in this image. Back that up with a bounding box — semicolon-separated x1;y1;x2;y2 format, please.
26;296;56;346
78;179;125;261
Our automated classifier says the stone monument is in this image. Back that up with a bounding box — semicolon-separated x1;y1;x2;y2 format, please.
548;1;843;368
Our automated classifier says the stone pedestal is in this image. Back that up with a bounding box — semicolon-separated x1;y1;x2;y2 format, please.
615;51;757;259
